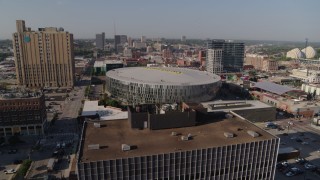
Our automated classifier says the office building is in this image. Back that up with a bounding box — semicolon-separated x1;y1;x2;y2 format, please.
246;54;278;72
96;32;105;50
141;36;146;43
128;37;133;47
207;40;245;72
206;49;223;74
77;113;279;180
181;35;186;42
114;35;127;54
12;20;75;88
0;88;46;137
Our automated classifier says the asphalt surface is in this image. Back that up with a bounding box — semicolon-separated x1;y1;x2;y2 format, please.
26;76;90;179
256;118;320;180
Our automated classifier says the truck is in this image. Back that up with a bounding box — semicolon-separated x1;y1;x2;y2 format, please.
47;158;56;172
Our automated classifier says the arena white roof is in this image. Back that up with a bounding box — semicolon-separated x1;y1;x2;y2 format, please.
106;67;221;85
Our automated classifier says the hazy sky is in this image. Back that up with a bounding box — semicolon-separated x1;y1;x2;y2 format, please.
0;0;319;42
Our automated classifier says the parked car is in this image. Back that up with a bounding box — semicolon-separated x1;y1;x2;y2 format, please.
286;167;303;176
4;169;16;174
295;157;307;164
295;138;303;143
301;141;309;145
304;163;317;170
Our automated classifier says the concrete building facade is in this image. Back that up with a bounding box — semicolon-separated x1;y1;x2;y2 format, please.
0;89;47;137
12;20;75;88
207;40;244;72
77;117;279;180
95;32;105;50
206;49;223;74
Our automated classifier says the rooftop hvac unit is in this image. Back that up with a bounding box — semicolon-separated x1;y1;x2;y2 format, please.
88;144;100;150
93;123;101;128
224;132;234;138
122;144;131;151
247;130;260;138
171;132;178;136
181;136;189;141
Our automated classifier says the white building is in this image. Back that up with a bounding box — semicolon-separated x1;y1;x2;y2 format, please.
206;49;223;74
290;69;320;83
286;48;304;59
141;36;146;43
133;42;147;49
301;46;317;59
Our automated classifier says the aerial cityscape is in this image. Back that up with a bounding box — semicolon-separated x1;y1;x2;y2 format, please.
0;0;320;180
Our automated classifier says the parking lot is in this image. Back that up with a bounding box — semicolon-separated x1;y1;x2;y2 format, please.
256;119;320;179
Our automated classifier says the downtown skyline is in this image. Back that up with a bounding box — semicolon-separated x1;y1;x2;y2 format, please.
0;0;319;42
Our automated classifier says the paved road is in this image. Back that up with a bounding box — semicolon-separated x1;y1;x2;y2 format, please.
26;76;90;179
256;119;320;180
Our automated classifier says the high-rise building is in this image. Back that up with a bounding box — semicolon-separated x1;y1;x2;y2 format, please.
127;37;133;47
141;36;146;43
207;40;244;72
0;88;46;137
206;49;223;74
96;32;105;50
181;35;186;42
12;20;75;88
114;35;127;54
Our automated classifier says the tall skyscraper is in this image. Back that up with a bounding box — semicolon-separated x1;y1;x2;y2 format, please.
114;35;127;54
12;20;75;88
95;32;105;50
206;49;223;74
207;40;244;72
181;35;186;42
141;35;146;43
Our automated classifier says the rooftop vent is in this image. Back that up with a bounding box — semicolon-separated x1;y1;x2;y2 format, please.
247;130;260;138
181;133;192;141
122;144;131;151
224;132;234;138
93;123;101;128
88;144;100;150
171;132;178;136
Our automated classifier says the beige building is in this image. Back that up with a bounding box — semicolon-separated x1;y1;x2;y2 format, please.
12;20;75;88
246;54;278;72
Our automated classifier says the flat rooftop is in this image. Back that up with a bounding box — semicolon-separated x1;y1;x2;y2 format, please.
80;117;276;162
82;101;128;120
201;100;273;112
106;67;220;85
0;89;42;100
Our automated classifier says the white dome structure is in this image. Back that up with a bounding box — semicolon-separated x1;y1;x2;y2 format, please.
286;48;304;59
301;46;317;59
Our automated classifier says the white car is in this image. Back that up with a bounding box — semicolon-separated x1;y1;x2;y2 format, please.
4;169;16;174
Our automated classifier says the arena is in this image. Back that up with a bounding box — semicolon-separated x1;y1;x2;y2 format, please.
106;67;221;104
